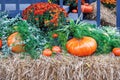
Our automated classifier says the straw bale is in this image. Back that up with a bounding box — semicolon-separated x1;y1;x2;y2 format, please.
0;53;120;80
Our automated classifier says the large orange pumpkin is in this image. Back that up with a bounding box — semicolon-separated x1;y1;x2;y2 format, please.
0;39;2;48
66;37;97;56
7;32;25;53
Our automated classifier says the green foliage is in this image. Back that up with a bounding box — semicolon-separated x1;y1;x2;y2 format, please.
14;21;47;59
0;12;21;55
0;12;69;58
61;18;120;54
47;27;69;50
0;11;120;58
102;3;116;9
73;23;112;54
102;26;120;48
0;12;47;58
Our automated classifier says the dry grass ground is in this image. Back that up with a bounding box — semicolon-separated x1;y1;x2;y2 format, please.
0;52;120;80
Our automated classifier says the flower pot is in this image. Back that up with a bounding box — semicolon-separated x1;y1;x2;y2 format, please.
63;5;69;12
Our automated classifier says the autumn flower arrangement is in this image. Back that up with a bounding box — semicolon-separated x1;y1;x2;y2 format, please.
22;2;67;31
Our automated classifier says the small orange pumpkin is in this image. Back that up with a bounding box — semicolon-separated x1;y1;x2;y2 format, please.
42;49;52;56
0;39;2;48
112;48;120;56
52;46;61;53
66;37;97;56
7;32;25;53
72;9;78;13
52;33;58;38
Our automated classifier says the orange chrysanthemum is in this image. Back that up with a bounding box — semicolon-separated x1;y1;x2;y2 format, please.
22;2;67;29
101;0;116;5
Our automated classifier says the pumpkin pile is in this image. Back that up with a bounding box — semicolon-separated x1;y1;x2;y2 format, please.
54;19;120;56
0;12;47;58
0;10;120;58
72;0;94;13
43;46;61;57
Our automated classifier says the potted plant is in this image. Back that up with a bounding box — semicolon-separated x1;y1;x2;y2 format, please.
22;2;67;31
